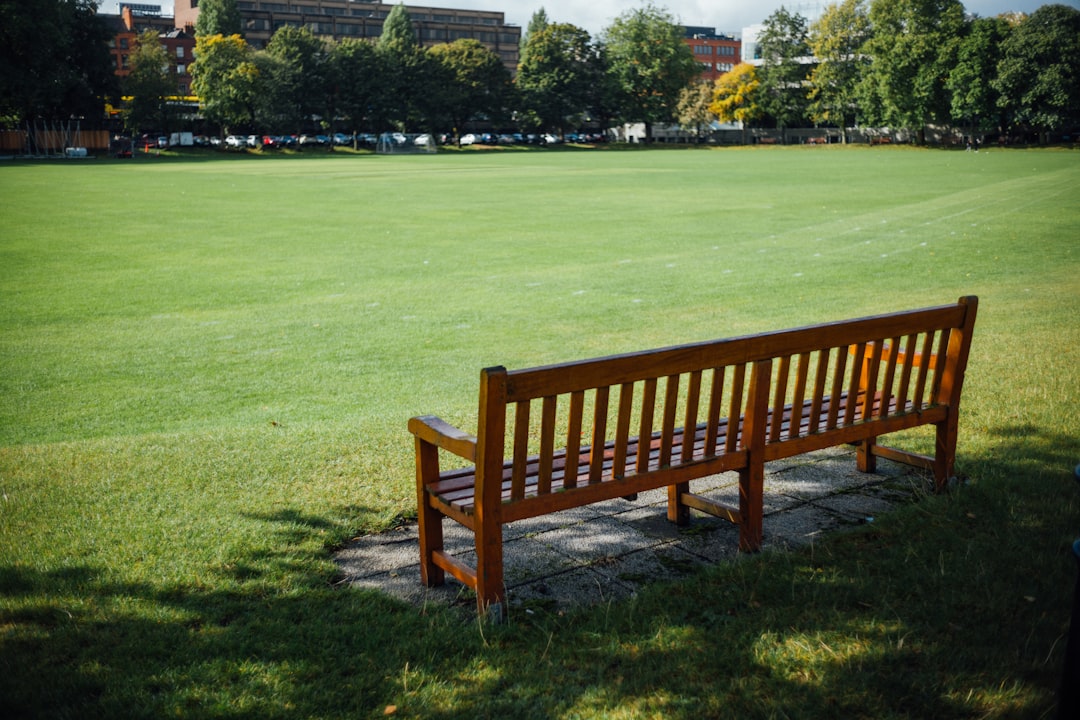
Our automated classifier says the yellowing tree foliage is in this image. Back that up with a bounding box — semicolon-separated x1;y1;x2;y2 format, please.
709;62;761;143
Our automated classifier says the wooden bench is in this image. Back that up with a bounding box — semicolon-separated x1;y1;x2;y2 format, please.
409;297;978;613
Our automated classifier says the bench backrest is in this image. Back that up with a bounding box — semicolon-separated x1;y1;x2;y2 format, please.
474;296;977;508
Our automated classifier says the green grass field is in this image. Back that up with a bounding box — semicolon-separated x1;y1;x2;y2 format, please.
2;145;1079;718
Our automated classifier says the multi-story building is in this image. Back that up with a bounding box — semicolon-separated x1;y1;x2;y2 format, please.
173;0;520;71
683;26;741;83
104;6;196;95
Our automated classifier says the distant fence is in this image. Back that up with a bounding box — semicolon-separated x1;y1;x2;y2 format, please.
0;129;110;154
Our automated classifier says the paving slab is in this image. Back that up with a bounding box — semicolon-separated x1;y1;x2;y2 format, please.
334;449;925;613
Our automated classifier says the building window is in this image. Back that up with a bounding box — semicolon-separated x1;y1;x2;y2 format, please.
176;46;184;58
119;37;129;49
177;64;186;74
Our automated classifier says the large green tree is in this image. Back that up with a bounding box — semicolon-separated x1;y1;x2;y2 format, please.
428;39;512;140
123;29;176;135
994;4;1080;141
0;0;116;125
191;33;261;133
756;6;812;141
602;3;699;140
519;7;550;66
808;0;871;141
516;23;598;135
860;0;966;143
264;26;331;135
332;38;390;142
948;15;1012;139
195;0;241;37
378;3;428;130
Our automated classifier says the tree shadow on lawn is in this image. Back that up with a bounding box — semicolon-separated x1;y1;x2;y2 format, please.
0;505;445;719
2;425;1077;718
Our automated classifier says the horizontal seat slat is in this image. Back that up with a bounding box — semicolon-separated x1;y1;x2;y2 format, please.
426;392;929;514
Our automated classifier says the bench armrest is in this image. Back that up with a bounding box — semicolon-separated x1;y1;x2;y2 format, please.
408;415;477;462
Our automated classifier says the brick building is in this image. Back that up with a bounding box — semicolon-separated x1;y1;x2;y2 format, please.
104;6;196;95
683;26;741;83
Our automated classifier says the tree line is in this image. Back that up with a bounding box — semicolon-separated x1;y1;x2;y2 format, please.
704;1;1080;144
181;2;699;143
2;1;1078;145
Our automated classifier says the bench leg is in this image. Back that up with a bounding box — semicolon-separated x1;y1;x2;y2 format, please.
933;416;958;491
857;438;878;473
474;515;505;614
667;482;690;525
415;439;445;587
739;463;764;552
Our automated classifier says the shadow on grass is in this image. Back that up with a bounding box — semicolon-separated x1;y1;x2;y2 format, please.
2;427;1077;718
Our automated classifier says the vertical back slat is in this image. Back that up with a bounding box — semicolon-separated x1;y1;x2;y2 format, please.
769;355;791;443
563;390;584;489
809;348;831;434
511;401;530;500
681;371;703;462
860;340;883;421
931;328;951;399
637;378;658;473
725;364;746;451
877;337;901;420
588;386;610;482
844;342;866;426
613;382;635;478
538;395;557;494
790;352;811;439
705;367;726;454
827;347;848;429
896;333;918;411
660;374;680;467
914;332;935;409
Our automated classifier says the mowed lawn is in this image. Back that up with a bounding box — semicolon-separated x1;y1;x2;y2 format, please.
1;146;1079;718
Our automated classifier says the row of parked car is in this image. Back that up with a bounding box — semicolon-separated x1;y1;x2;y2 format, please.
459;132;609;146
211;133;379;149
174;130;611;150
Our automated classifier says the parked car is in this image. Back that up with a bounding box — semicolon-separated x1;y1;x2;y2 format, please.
157;136;169;148
459;133;477;146
225;135;246;148
332;133;352;146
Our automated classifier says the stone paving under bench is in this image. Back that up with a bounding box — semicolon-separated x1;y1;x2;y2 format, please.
334;447;924;613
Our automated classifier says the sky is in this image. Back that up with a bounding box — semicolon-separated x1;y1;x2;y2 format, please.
100;1;1078;36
